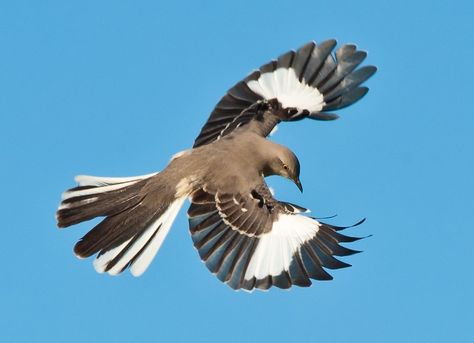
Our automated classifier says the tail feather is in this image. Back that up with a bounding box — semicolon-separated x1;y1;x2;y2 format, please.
74;172;158;187
99;228;155;275
92;196;185;276
130;197;185;276
56;173;185;276
73;201;154;258
57;173;157;228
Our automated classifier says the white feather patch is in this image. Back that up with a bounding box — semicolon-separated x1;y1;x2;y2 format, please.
93;239;132;273
62;173;158;201
105;221;160;276
62;182;136;200
75;173;158;187
90;197;186;276
247;68;325;112
59;196;98;210
130;197;186;277
244;214;320;280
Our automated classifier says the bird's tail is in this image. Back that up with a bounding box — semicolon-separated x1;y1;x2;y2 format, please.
56;172;186;276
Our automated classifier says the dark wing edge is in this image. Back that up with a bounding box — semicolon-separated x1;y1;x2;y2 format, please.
187;187;365;292
193;39;376;148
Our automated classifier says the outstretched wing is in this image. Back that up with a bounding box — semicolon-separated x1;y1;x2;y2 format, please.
193;39;376;148
187;185;364;291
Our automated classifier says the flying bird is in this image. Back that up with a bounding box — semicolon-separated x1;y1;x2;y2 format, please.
57;40;376;291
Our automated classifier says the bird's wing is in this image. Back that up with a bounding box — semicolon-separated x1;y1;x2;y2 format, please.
187;184;364;291
193;39;376;148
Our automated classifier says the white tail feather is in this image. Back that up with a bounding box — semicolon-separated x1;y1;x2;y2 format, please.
62;183;135;201
130;197;186;276
75;172;158;187
58;196;98;210
93;239;132;273
90;197;186;277
62;173;158;201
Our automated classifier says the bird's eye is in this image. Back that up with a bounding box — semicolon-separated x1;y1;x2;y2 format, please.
283;164;289;170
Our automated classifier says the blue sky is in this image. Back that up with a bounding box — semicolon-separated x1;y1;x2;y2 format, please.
1;1;473;342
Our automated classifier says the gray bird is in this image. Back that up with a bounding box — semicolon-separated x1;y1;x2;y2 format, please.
57;40;376;291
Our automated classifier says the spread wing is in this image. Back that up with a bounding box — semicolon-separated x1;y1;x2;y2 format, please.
187;185;364;291
193;39;377;148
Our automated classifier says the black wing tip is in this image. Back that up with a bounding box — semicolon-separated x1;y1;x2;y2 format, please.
339;262;352;269
308;112;340;121
353;217;367;226
303;39;376;54
365;65;378;73
243;70;261;83
316;38;337;47
356;65;378;82
345;248;363;256
299;40;317;50
331;217;366;231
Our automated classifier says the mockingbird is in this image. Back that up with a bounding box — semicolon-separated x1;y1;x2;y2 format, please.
57;40;376;291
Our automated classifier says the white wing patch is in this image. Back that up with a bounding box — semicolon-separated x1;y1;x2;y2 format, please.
244;213;320;280
247;68;325;112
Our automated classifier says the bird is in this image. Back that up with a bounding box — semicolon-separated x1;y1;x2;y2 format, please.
56;39;376;291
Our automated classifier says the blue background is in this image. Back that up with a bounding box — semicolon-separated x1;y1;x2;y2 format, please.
1;1;473;342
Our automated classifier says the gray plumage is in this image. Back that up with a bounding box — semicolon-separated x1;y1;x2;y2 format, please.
57;40;375;291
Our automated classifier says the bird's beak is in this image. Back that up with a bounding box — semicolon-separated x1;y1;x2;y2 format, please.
294;178;303;193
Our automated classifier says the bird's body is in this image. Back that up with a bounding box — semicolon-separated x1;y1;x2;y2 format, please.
57;40;376;291
146;129;289;197
183;133;294;189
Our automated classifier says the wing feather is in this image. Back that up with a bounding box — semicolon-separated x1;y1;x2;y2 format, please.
193;40;376;148
187;186;364;291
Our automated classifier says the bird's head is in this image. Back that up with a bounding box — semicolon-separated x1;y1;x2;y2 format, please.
264;145;302;192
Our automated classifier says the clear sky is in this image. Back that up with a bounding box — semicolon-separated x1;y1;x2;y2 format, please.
1;1;473;342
